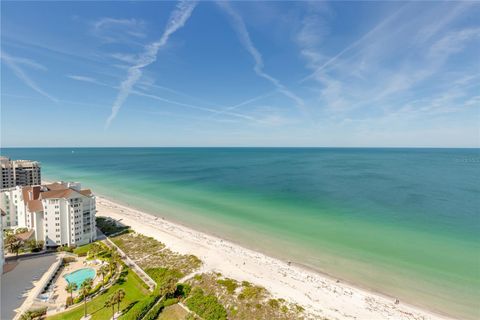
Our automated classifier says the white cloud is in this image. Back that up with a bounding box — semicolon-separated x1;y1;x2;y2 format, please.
105;1;197;128
296;1;480;123
94;18;146;37
67;75;97;83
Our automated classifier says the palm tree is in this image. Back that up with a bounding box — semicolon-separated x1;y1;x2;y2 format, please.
65;282;78;303
90;242;103;258
80;278;93;318
108;259;117;275
110;248;120;263
11;241;23;257
115;289;125;313
104;294;117;319
99;265;109;288
6;234;22;257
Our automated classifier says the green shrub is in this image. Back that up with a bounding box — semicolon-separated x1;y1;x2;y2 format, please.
163;298;178;307
175;283;191;298
241;281;251;287
268;299;280;309
20;306;47;319
66;296;73;307
73;294;84;304
121;294;159;320
89;282;103;296
141;298;165;320
240;285;264;300
185;288;227;320
216;278;238;294
57;246;74;253
63;256;76;264
295;304;305;312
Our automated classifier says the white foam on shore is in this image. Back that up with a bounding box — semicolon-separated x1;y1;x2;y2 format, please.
95;195;453;320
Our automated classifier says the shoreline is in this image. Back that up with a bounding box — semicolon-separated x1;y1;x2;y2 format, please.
93;194;454;320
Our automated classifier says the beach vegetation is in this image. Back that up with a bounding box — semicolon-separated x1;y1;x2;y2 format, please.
185;288;227;320
146;267;183;289
268;299;280;309
96;216;130;236
110;231;202;275
239;284;265;300
216;278;238;294
175;283;192;298
186;273;306;320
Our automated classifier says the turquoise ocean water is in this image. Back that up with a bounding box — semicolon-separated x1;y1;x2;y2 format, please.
2;148;479;319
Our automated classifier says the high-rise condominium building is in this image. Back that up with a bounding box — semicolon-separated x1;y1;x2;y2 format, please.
0;181;96;247
1;157;41;189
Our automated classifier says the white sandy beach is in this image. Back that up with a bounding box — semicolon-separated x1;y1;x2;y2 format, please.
94;196;453;320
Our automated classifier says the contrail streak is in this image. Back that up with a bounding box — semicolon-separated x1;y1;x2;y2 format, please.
1;52;58;103
105;0;197;128
217;2;305;111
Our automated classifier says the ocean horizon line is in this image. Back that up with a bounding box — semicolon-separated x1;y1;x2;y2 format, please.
2;146;479;150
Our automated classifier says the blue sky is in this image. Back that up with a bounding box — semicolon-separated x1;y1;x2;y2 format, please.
1;1;479;147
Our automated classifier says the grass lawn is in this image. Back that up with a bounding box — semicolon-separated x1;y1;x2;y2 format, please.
157;304;189;320
48;269;149;320
72;243;95;256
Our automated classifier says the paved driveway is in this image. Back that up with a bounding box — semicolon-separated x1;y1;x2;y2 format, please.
1;253;57;319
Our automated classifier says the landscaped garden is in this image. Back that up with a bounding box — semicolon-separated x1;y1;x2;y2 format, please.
3;228;44;256
48;267;149;320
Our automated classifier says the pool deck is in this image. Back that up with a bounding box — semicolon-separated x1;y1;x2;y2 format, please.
55;257;103;307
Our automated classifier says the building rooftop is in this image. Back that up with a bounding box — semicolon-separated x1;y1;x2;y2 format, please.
15;182;94;214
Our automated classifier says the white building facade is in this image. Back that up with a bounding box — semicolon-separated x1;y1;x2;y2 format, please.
0;187;23;227
0;182;96;247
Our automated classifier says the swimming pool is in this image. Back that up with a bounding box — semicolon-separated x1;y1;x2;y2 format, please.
64;268;96;288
